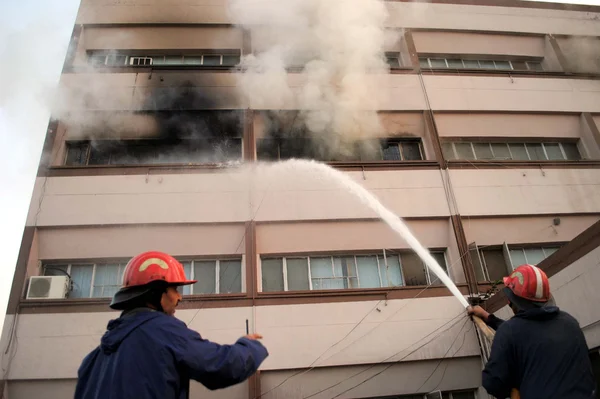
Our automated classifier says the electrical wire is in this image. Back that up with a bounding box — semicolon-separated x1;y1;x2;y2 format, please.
301;311;468;399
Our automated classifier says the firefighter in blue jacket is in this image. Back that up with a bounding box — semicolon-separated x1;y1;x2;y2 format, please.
469;264;596;399
75;251;269;399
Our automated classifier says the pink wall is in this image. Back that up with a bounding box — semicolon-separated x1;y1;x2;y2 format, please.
412;31;545;57
435;113;581;138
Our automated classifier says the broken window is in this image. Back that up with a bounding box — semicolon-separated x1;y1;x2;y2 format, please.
65;142;90;166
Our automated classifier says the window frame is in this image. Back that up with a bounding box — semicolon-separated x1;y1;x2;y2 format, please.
442;141;580;161
259;250;448;293
43;262;127;299
419;57;543;72
180;257;246;295
88;52;241;68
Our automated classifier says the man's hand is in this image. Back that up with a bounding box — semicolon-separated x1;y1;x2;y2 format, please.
244;333;263;340
467;305;490;321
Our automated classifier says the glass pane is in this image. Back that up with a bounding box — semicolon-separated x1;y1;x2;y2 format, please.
382;142;401;160
70;265;93;298
430;58;447;68
543;247;559;257
203;55;221;66
386;57;400;68
92;264;121;298
527;62;544;71
483;249;509;281
311;257;344;290
183;56;203;65
382;255;403;287
544;143;564;160
287;258;310;291
164;56;183;65
261;259;284;292
181;262;192;295
65;144;88;165
89;55;106;66
494;61;512;70
106;54;127;66
561;143;581;160
455;143;475;160
419;58;429;68
333;256;357;288
479;60;496;69
222;55;241;66
463;60;480;69
151;56;165;65
491;143;511;160
193;261;216;294
44;265;68;276
401;253;427;286
473;143;493;160
219;260;241;293
356;256;381;288
430;252;448;283
509;249;527;269
441;143;455;159
511;61;528;70
526;143;546;160
509;143;529;160
447;59;464;68
524;248;546;265
401;142;422;160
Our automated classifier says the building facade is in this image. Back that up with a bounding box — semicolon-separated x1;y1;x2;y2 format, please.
2;0;600;398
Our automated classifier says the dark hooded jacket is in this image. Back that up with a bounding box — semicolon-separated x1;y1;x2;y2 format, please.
75;308;268;399
483;306;596;399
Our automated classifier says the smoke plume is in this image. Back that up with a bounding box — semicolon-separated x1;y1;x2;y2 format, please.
229;0;390;159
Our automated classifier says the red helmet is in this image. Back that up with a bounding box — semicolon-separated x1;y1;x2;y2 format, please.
121;251;196;288
503;264;550;303
110;251;196;310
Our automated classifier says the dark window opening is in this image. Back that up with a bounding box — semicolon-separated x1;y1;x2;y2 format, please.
65;112;242;166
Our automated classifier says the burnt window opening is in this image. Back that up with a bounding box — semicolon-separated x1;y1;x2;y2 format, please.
88;52;241;68
65;112;243;166
257;137;424;162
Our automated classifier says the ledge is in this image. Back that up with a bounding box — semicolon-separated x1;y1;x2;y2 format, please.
17;284;483;314
43;161;441;177
446;160;600;169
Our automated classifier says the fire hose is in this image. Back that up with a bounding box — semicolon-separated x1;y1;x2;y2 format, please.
472;316;520;399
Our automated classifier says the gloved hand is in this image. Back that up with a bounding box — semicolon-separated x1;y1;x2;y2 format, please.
467;305;490;321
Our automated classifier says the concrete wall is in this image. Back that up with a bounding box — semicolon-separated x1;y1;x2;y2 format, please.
75;1;600;37
435;113;581;139
1;297;477;380
463;215;600;246
412;31;545;57
26;169;452;227
448;168;600;216
5;379;246;399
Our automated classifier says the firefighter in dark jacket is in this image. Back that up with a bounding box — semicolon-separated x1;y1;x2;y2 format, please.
75;251;269;399
469;264;596;399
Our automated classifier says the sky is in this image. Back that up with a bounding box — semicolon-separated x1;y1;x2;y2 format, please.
0;0;599;333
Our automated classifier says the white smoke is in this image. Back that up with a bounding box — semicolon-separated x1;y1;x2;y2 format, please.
229;0;390;158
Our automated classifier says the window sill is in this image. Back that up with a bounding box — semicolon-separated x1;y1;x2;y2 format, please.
446;159;600;169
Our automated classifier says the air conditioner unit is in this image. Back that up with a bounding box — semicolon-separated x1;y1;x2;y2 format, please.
26;276;70;299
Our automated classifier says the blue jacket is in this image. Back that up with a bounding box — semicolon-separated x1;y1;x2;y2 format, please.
483;306;596;399
75;308;269;399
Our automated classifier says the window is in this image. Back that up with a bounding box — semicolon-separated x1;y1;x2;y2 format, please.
44;263;127;298
419;57;543;71
257;138;424;162
88;52;241;68
443;141;581;161
386;53;402;69
180;259;243;295
260;250;448;292
470;243;561;282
